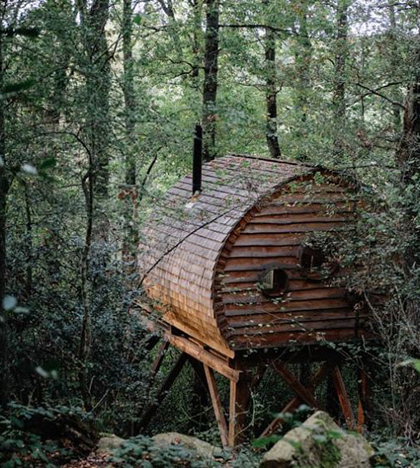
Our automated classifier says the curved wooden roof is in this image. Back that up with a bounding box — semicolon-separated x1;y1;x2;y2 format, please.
138;155;315;356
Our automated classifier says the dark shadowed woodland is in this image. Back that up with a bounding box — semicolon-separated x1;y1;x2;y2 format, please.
2;0;420;466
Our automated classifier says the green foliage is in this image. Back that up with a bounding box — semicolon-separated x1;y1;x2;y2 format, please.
111;435;260;468
1;0;420;464
0;405;74;467
370;437;420;467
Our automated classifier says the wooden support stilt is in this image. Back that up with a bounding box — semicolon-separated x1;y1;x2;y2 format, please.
357;368;370;433
144;335;160;351
332;365;356;430
151;340;169;375
203;364;229;447
138;352;188;431
229;372;252;447
260;361;335;438
271;361;321;409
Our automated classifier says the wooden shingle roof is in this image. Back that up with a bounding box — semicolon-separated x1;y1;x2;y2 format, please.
137;154;314;355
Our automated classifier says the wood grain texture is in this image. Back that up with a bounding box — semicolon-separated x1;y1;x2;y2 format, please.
138;154;370;355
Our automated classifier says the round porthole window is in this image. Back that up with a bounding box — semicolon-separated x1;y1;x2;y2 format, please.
259;267;288;298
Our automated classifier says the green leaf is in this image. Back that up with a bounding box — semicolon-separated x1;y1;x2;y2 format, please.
39;158;57;171
252;434;281;448
0;27;40;37
2;79;36;94
3;295;17;311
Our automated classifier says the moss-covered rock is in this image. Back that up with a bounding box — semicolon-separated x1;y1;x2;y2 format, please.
260;411;373;468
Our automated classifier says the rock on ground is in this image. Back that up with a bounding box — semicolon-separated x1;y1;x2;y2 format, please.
152;432;223;459
260;411;373;468
95;434;126;457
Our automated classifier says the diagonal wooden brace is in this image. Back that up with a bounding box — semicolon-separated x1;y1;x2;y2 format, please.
260;360;336;438
137;352;188;432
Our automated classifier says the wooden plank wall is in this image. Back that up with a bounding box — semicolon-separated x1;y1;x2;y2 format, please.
214;177;368;350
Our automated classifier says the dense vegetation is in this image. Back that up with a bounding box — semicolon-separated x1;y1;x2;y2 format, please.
1;0;420;465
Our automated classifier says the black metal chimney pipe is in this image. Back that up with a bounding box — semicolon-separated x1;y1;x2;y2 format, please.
192;123;203;195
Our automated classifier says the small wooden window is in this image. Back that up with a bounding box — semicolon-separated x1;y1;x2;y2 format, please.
300;246;325;270
259;268;288;298
299;245;339;281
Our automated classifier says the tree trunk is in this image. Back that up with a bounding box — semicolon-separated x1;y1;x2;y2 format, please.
294;0;312;159
388;2;402;132
264;0;281;159
0;22;10;407
76;0;111;408
122;0;138;268
24;183;33;297
79;167;94;411
397;44;420;185
81;0;111;232
332;0;348;158
191;0;202;88
202;0;219;162
123;0;136;188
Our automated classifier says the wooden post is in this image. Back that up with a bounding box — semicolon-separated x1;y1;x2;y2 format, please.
357;367;371;433
204;364;229;447
138;352;188;431
151;340;169;375
229;372;251;447
332;365;356;430
144;334;160;351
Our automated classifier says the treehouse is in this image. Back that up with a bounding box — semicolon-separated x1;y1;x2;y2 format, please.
134;152;372;447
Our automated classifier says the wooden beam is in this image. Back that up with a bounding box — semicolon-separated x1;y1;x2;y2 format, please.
151;340;169;375
332;365;356;431
164;331;240;382
144;335;160;351
357;368;370;433
271;361;321;409
138;352;188;431
203;364;229;447
229;374;251;447
260;361;335;438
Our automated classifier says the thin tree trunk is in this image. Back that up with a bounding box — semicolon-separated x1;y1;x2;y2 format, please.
388;2;402;132
202;0;219;162
76;0;111;407
264;0;281;159
0;24;10;407
123;0;135;187
332;0;348;158
83;0;111;231
24;183;33;297
79;168;94;411
294;0;312;159
122;0;138;267
191;0;202;88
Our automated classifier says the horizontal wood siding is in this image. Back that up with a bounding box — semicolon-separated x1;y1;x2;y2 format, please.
214;178;367;350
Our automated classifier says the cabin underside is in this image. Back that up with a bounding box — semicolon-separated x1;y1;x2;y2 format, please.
133;306;372;447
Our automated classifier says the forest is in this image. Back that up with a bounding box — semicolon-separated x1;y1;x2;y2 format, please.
1;0;420;466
